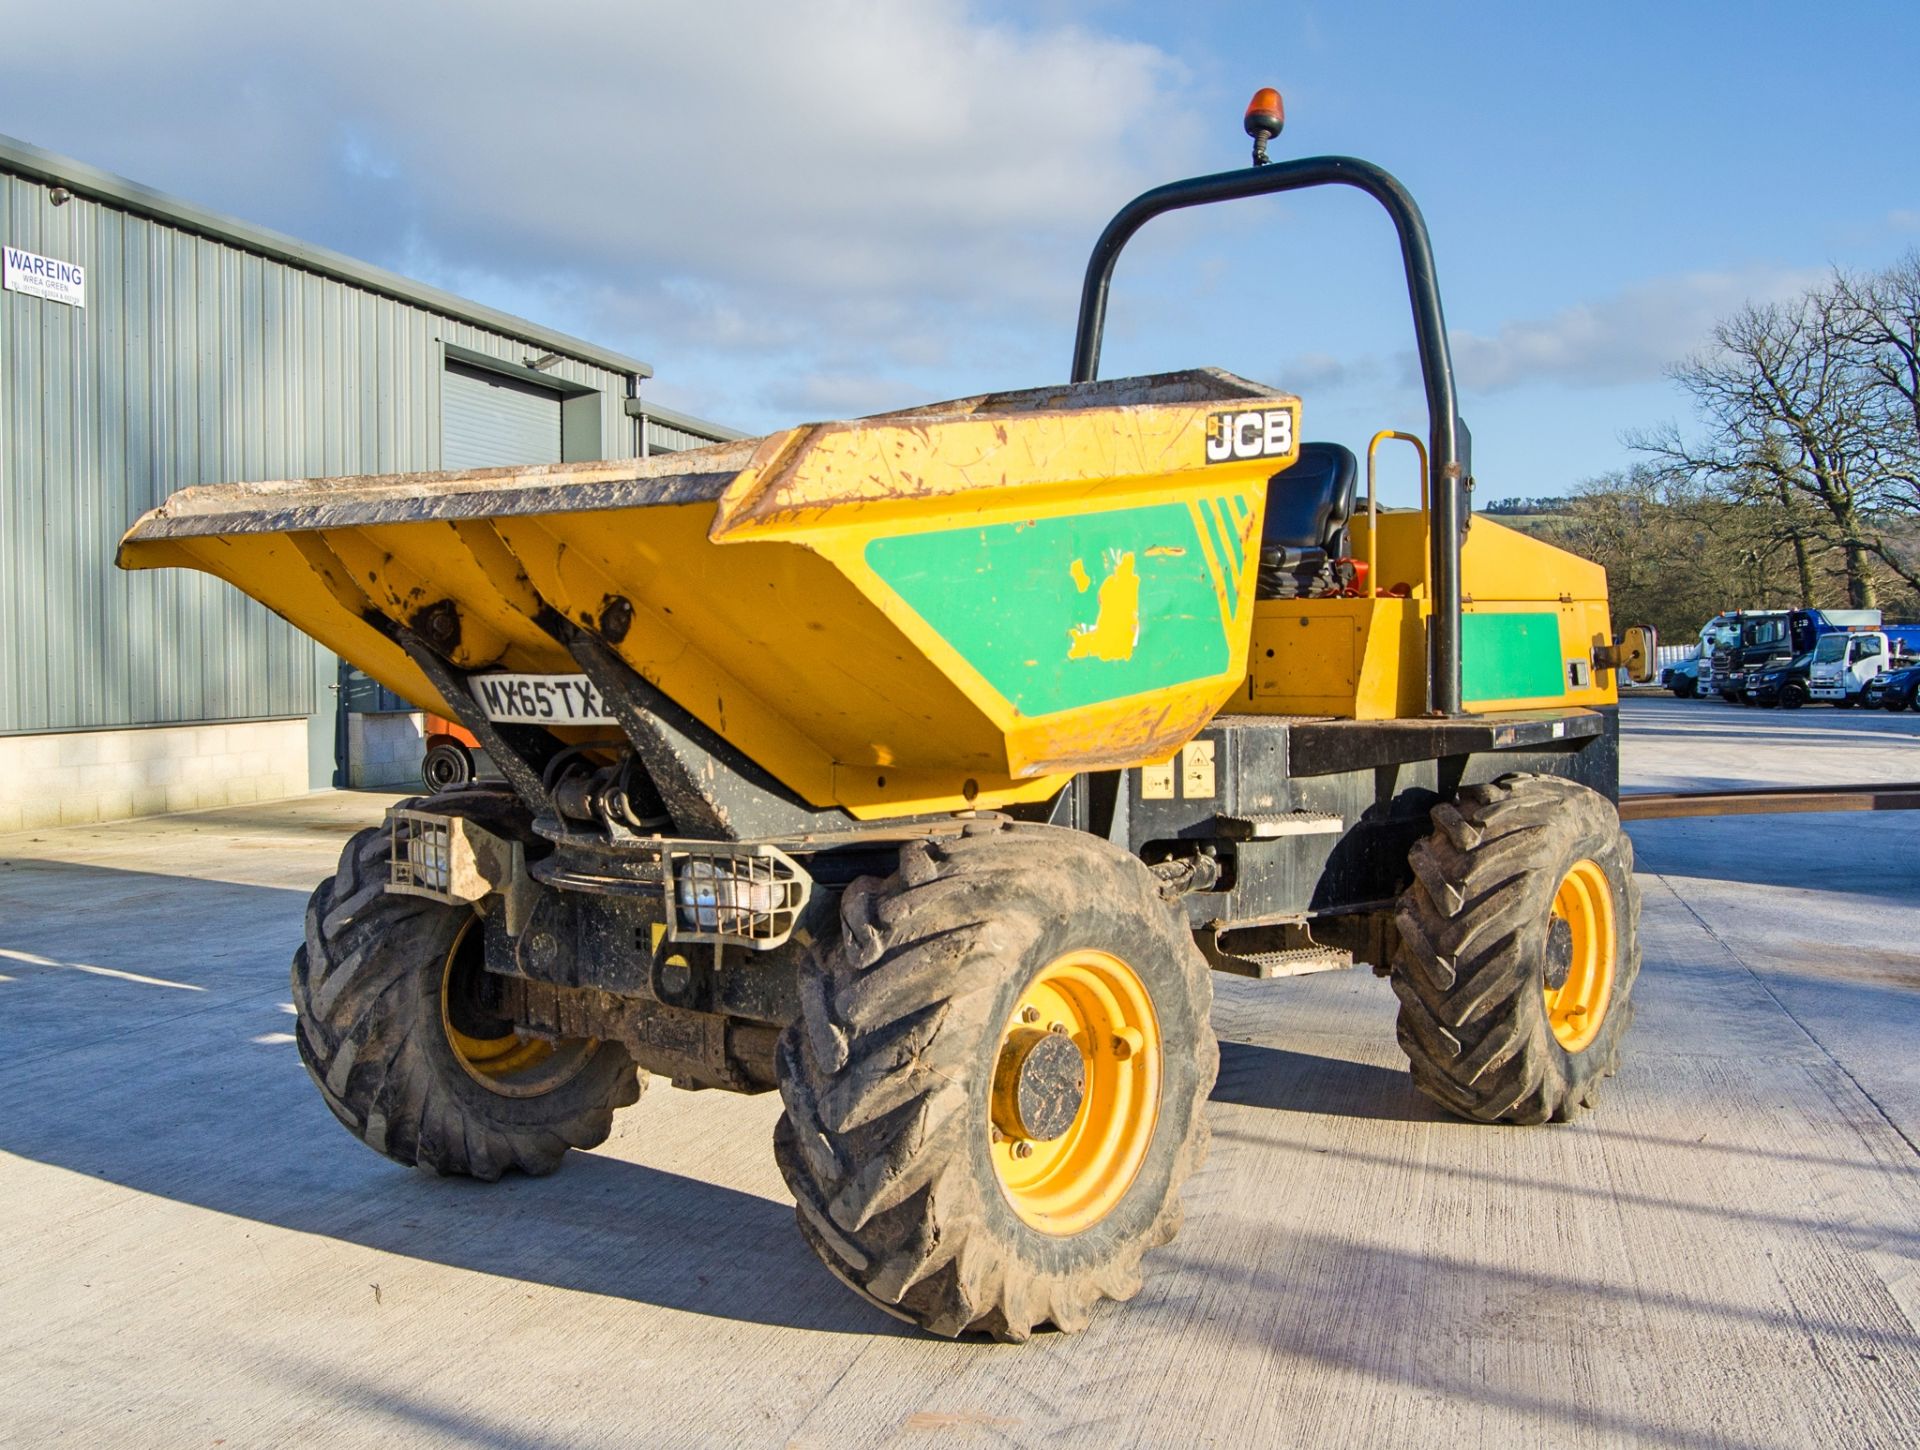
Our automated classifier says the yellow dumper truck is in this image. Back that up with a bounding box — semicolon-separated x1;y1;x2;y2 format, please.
118;93;1653;1339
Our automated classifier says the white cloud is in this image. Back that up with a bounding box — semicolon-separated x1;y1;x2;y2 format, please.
0;2;1202;424
1447;267;1825;393
1278;351;1388;395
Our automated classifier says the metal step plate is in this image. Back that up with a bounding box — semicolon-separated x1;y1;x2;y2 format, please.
1213;811;1345;839
1214;945;1355;980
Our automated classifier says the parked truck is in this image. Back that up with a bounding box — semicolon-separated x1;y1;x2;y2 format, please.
1693;614;1739;698
1806;626;1920;705
1708;608;1882;702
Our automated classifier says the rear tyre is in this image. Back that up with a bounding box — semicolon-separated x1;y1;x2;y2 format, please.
774;824;1215;1340
1390;774;1640;1125
292;793;642;1179
422;739;476;791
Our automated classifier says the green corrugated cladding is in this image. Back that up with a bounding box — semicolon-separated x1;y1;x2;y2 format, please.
0;166;642;736
645;415;732;455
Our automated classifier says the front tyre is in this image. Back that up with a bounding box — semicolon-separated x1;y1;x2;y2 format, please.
774;824;1216;1340
292;797;642;1178
1390;775;1640;1125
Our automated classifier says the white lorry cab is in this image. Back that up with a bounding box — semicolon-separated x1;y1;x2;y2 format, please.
1695;615;1738;697
1807;628;1920;704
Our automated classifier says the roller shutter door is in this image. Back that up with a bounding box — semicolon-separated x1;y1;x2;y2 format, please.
442;360;563;468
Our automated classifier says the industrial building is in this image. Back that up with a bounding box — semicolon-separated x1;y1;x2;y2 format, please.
0;134;741;830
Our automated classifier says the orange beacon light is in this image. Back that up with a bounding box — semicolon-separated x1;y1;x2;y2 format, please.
1244;87;1284;165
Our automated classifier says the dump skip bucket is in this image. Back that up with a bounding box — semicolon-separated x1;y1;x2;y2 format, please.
119;369;1298;818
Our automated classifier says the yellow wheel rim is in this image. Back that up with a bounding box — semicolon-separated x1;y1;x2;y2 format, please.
439;918;586;1096
1544;859;1616;1053
989;949;1161;1236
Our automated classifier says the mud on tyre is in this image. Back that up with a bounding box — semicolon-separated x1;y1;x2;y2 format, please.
774;823;1216;1340
1391;773;1640;1125
291;791;642;1179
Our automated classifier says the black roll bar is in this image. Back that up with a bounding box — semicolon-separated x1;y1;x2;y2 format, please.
1070;156;1466;717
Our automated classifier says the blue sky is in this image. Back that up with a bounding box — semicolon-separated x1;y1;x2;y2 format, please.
1048;0;1920;503
3;1;1917;502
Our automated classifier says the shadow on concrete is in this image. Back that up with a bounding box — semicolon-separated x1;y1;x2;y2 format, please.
1619;699;1920;744
1622;773;1920;798
8;853;1916;1386
1209;1038;1446;1123
1148;1222;1918;1450
1628;811;1920;900
1208;1122;1919;1253
0;861;906;1339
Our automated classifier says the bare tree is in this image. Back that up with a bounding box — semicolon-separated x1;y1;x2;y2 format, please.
1835;252;1920;476
1536;467;1809;641
1641;294;1884;607
1591;258;1920;623
1832;252;1920;589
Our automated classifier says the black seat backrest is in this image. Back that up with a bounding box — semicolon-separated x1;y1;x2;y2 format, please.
1261;442;1359;555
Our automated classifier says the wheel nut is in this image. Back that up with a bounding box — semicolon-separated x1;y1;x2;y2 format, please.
1048;1021;1068;1035
1112;1026;1145;1060
1013;1140;1034;1159
1019;1005;1040;1024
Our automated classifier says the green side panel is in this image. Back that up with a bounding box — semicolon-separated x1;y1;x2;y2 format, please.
1462;611;1566;702
865;502;1230;717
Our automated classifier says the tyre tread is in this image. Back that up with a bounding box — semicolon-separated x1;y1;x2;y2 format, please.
1391;773;1640;1124
774;826;1215;1339
291;793;642;1179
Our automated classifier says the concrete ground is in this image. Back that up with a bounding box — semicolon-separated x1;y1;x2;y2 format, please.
1;695;1916;1448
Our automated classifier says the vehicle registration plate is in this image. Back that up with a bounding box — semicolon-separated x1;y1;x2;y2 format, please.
468;673;617;726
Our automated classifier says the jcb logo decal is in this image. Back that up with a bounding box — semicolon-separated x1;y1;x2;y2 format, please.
1205;407;1295;464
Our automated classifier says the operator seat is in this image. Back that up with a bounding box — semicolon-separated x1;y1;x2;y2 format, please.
1257;441;1359;599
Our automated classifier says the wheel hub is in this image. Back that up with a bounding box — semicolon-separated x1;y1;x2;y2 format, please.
987;949;1163;1236
440;917;592;1097
993;1027;1087;1143
1543;916;1574;992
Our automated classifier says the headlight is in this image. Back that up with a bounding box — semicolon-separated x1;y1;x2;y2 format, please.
664;845;810;949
